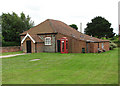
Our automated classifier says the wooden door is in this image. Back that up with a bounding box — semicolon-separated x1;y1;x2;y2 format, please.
26;40;31;53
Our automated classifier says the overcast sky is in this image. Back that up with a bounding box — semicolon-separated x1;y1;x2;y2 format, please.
0;0;119;34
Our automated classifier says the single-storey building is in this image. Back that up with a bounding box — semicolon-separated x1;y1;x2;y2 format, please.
20;19;109;53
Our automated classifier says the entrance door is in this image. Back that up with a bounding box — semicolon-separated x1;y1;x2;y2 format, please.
57;40;61;52
26;40;31;53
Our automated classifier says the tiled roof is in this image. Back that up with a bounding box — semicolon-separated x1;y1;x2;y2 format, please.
31;34;44;43
20;19;109;42
20;19;54;35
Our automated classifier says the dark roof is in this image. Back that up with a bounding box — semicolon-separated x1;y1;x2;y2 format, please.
20;19;109;42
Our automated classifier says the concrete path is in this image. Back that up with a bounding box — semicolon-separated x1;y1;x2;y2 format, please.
0;53;26;58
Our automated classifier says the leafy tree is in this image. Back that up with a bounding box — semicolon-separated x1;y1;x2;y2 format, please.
20;12;34;31
1;12;34;42
69;24;78;30
0;16;2;33
84;16;115;38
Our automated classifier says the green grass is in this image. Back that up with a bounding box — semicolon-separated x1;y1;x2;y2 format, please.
1;51;23;56
2;48;118;84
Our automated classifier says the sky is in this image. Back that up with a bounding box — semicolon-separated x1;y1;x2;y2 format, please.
0;0;119;34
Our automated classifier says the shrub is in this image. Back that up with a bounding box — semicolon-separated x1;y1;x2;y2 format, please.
2;41;20;47
109;46;113;50
109;42;117;50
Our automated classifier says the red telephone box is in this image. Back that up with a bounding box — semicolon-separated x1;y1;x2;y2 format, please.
60;37;68;53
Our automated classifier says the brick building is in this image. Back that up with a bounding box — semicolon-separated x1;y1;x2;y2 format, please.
20;19;109;53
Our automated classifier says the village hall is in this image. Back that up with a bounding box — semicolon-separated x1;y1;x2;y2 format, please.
20;19;109;53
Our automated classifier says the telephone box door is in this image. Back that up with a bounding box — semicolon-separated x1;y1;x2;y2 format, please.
60;37;68;53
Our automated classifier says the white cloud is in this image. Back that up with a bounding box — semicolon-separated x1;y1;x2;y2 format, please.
0;0;119;34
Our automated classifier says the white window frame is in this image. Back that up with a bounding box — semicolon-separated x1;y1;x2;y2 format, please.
45;37;51;45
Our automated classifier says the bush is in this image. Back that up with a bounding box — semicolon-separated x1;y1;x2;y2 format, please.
118;40;120;47
2;41;20;47
109;42;117;50
109;46;113;50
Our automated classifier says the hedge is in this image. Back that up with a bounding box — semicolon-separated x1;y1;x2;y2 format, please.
2;41;20;47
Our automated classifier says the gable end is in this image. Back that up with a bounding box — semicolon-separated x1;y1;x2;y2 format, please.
21;33;35;44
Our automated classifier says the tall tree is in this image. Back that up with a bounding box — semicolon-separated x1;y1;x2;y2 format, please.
0;16;2;33
1;12;34;42
84;16;115;38
69;24;78;30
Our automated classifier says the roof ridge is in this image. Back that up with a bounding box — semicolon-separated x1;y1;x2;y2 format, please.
48;19;57;33
54;19;83;34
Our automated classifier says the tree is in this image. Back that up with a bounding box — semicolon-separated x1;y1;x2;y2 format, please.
69;24;78;30
84;16;115;38
0;16;1;33
1;12;34;42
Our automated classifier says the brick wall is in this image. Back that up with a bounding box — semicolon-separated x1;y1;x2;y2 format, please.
1;46;22;53
56;33;87;53
36;43;44;53
103;42;109;51
71;38;87;53
92;42;109;53
38;34;56;52
43;35;56;52
21;33;109;53
93;43;98;53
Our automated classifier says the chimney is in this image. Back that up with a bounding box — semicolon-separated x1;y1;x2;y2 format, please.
80;23;82;33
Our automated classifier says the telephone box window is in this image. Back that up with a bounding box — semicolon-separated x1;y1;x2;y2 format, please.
60;37;68;53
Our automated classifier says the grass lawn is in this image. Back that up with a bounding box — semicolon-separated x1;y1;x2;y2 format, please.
1;51;23;56
2;48;118;84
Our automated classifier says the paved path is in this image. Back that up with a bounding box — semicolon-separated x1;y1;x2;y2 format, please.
0;53;26;58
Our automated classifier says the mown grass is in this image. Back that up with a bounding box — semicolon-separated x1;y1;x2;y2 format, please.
2;48;118;84
1;51;23;56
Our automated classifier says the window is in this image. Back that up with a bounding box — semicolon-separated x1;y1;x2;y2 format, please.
102;43;104;49
62;41;64;52
45;37;51;45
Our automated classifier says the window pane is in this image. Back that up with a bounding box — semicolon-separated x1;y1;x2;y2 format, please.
45;37;51;45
